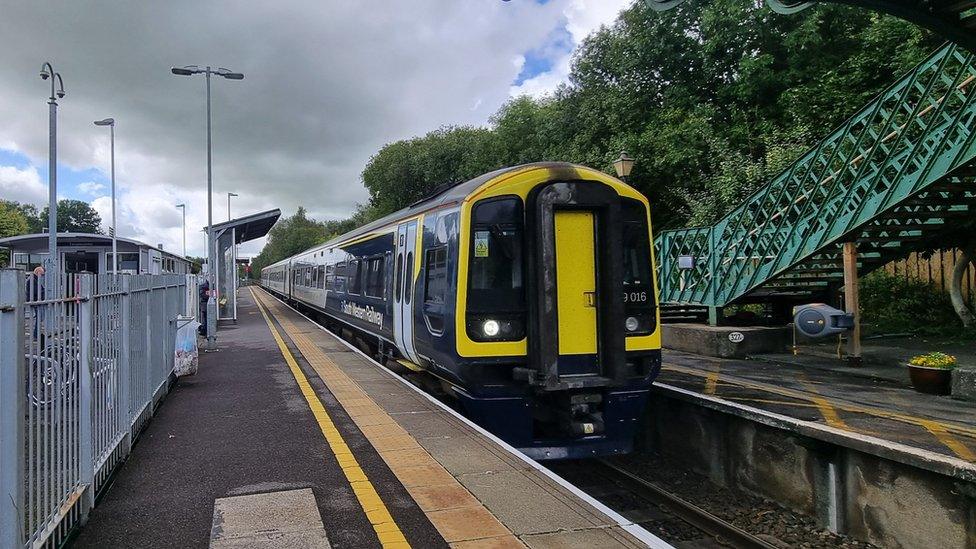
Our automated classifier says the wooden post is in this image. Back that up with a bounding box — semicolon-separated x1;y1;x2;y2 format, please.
843;241;862;365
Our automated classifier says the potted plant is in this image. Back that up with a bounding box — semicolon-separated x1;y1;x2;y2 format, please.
907;352;957;395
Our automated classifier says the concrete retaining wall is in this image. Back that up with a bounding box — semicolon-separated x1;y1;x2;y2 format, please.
661;324;790;358
642;391;976;548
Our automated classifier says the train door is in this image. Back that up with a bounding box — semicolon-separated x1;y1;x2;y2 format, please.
529;181;627;388
553;211;599;375
394;220;421;363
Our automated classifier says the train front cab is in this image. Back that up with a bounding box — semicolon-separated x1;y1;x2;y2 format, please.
452;165;661;460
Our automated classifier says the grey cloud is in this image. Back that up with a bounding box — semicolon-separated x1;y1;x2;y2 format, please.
0;0;607;256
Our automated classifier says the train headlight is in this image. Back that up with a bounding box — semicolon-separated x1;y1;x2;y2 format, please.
483;319;500;337
625;316;640;332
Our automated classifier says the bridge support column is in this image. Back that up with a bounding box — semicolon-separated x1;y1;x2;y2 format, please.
708;306;723;326
842;242;862;365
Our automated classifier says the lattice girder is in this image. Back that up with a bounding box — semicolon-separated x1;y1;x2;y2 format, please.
655;44;976;308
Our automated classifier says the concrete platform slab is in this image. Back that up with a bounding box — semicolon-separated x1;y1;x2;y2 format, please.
521;526;644;549
210;488;330;548
457;470;611;535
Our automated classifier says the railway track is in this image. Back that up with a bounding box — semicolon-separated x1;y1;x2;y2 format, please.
548;459;781;549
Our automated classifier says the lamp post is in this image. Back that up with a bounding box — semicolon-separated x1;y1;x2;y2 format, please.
39;62;65;276
94;118;116;274
176;204;187;257
613;151;635;180
227;192;238;221
170;65;244;350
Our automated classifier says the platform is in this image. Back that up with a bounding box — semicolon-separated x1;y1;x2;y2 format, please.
657;350;976;464
71;288;660;548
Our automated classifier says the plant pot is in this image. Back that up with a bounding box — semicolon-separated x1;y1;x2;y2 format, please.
907;364;953;395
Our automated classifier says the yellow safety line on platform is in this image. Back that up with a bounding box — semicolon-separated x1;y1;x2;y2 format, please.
253;289;520;547
252;289;411;549
918;420;976;462
663;363;976;461
703;368;720;395
799;375;850;430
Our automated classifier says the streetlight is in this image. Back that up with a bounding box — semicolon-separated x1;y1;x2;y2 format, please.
94;118;116;274
39;62;65;276
170;64;244;350
175;204;187;257
613;151;635;180
227;192;238;221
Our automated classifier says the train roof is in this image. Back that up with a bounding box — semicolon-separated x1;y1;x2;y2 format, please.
263;162;599;270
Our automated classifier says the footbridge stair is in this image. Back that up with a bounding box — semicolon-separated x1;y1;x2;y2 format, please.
654;43;976;316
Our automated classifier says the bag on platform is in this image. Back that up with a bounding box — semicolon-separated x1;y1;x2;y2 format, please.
175;317;201;377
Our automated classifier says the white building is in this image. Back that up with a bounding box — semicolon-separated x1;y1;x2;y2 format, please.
0;233;193;275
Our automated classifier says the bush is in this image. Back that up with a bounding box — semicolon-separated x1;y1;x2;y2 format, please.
859;270;962;336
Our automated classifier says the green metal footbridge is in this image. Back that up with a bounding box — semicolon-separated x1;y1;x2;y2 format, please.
654;43;976;322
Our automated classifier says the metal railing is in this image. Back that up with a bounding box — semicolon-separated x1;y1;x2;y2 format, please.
0;269;197;548
655;43;976;308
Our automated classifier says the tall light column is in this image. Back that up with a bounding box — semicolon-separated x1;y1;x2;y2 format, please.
94;118;116;273
171;65;244;350
176;204;187;256
227;192;238;221
39;63;65;275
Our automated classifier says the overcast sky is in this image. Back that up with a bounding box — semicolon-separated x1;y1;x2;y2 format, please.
0;0;631;258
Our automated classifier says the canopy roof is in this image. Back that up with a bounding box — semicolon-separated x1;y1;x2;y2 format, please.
210;209;281;244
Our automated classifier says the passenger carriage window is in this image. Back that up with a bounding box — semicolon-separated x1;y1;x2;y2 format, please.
335;262;347;293
311;266;318;287
423;246;448;334
318;266;326;289
395;253;404;301
404;252;414;303
348;260;362;295
365;256;385;299
325;264;335;289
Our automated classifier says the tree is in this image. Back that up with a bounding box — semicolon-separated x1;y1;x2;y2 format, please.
1;201;42;233
0;202;29;267
38;199;103;234
950;239;976;328
250;207;331;274
362;126;502;218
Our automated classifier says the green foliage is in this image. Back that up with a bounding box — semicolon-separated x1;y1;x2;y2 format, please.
39;199;103;234
860;271;962;335
0;202;29;267
355;1;937;230
250;207;332;274
1;201;42;233
362;126;503;217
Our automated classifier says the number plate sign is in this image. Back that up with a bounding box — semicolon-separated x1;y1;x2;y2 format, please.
623;291;648;303
728;331;745;343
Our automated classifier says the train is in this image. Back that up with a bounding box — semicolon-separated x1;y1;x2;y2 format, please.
261;162;661;459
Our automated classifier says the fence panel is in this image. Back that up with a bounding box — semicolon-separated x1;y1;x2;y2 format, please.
0;269;192;548
883;249;976;307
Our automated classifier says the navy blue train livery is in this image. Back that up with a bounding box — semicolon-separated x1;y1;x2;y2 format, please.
261;163;662;459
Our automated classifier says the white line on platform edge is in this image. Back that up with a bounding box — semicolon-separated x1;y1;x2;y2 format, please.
260;289;673;549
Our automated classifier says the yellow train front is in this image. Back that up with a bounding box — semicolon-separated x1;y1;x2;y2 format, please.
262;162;661;459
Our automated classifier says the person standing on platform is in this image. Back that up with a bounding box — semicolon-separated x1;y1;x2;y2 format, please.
198;278;210;336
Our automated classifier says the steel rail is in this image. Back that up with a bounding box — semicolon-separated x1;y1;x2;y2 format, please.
594;459;780;549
